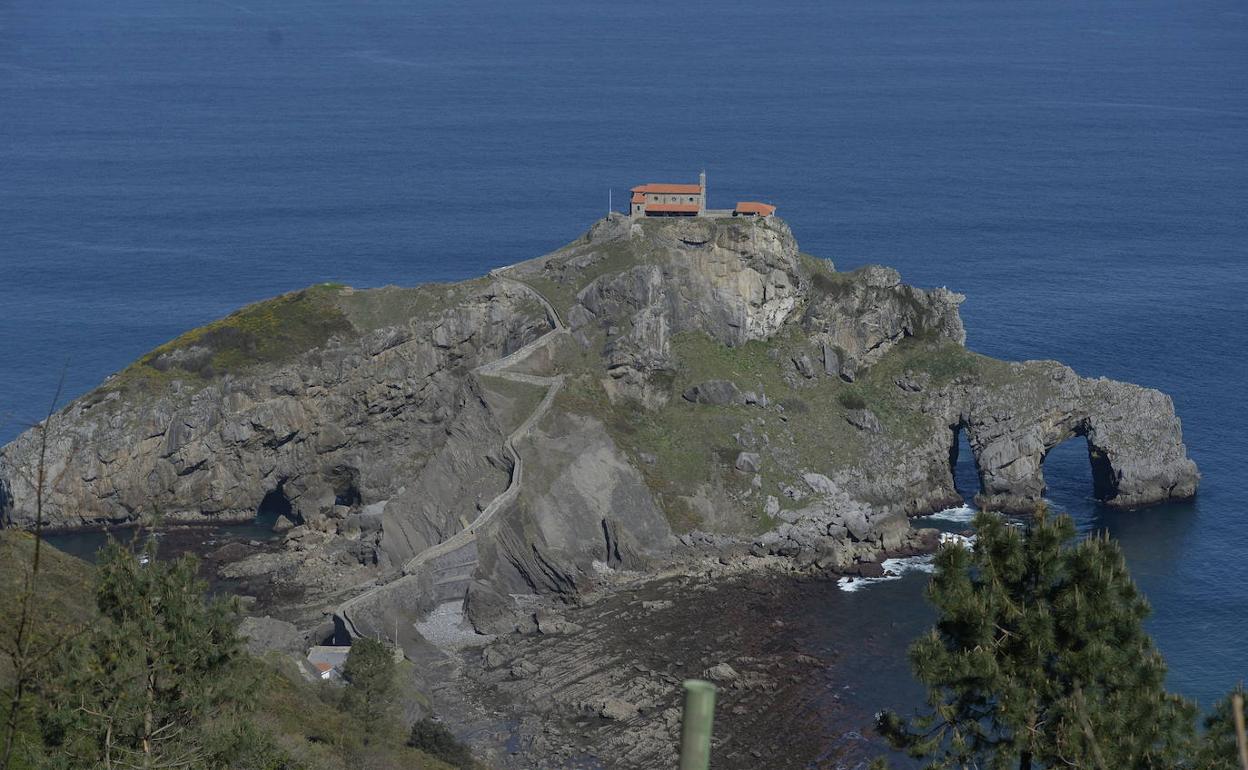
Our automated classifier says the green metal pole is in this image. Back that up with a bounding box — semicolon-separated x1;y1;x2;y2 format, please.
678;679;717;770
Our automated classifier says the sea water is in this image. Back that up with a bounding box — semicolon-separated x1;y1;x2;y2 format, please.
2;0;1244;711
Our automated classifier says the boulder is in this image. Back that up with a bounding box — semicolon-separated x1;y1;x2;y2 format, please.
734;452;761;473
682;380;743;406
822;345;840;376
598;697;639;721
791;354;817;379
237;616;302;656
856;561;886;578
845;408;882;434
465;579;520;636
482;646;508;669
534;609;583;635
705;663;739;682
209;542;252;562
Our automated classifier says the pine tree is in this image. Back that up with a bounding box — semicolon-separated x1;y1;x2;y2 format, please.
1193;685;1248;770
340;638;397;744
877;506;1197;769
38;539;245;769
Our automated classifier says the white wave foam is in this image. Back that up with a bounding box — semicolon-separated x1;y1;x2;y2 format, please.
927;504;977;523
837;555;935;592
940;531;975;546
836;533;976;592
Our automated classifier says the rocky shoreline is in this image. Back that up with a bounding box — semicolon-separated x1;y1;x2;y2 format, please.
410;528;946;770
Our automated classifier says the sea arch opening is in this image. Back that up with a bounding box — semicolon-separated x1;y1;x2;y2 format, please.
1042;425;1120;508
948;422;982;504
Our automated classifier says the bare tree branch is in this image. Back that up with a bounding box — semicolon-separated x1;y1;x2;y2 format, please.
1;371;69;770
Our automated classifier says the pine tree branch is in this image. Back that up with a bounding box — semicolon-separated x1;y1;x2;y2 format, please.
1072;686;1108;770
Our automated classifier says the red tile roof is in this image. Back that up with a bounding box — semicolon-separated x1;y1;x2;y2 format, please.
645;203;701;214
632;183;703;195
630;192;645;204
735;201;776;216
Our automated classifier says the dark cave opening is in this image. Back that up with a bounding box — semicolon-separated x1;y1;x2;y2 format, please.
334;483;362;509
328;465;363;508
256;484;295;528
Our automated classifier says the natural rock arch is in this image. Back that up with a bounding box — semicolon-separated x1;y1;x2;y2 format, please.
956;370;1199;514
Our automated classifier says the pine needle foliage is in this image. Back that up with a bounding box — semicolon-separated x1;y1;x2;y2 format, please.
37;539;248;769
1193;685;1248;770
877;506;1197;770
340;638;397;744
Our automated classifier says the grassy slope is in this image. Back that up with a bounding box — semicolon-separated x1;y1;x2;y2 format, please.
248;658;459;770
510;234;662;319
103;283;353;395
555;329;987;534
0;531;96;663
97;278;498;400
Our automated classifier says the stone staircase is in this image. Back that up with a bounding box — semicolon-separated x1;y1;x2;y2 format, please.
334;272;566;647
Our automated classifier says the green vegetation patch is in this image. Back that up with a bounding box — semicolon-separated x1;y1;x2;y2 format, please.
0;536;465;770
552;330;1012;533
108;283;353;394
334;279;489;332
0;532;95;686
862;336;1007;389
799;251;838;280
0;531;95;630
551;329;884;533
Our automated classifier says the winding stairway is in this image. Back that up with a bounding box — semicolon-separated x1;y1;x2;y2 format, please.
335;271;566;644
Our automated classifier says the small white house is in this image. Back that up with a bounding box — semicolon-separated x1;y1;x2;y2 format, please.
306;645;351;681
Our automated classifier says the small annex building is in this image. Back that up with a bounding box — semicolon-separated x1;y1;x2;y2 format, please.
306;645;351;681
733;201;776;217
628;172;776;220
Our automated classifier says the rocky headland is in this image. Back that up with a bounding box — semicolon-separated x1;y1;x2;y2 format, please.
0;213;1199;766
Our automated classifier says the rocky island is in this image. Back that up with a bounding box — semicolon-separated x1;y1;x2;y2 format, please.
0;214;1199;767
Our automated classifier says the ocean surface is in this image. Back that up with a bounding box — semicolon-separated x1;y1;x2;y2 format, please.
2;0;1245;722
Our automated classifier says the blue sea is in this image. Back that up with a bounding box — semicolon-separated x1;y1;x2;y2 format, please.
2;0;1245;721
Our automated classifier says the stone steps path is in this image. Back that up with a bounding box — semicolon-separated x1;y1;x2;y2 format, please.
336;271;566;643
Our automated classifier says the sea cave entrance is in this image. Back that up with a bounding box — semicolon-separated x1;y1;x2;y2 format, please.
255;483;295;528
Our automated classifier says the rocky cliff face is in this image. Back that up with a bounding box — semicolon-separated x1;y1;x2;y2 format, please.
0;279;551;571
0;214;1199;638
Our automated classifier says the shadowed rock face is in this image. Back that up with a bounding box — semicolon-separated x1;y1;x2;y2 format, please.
0;215;1198;635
